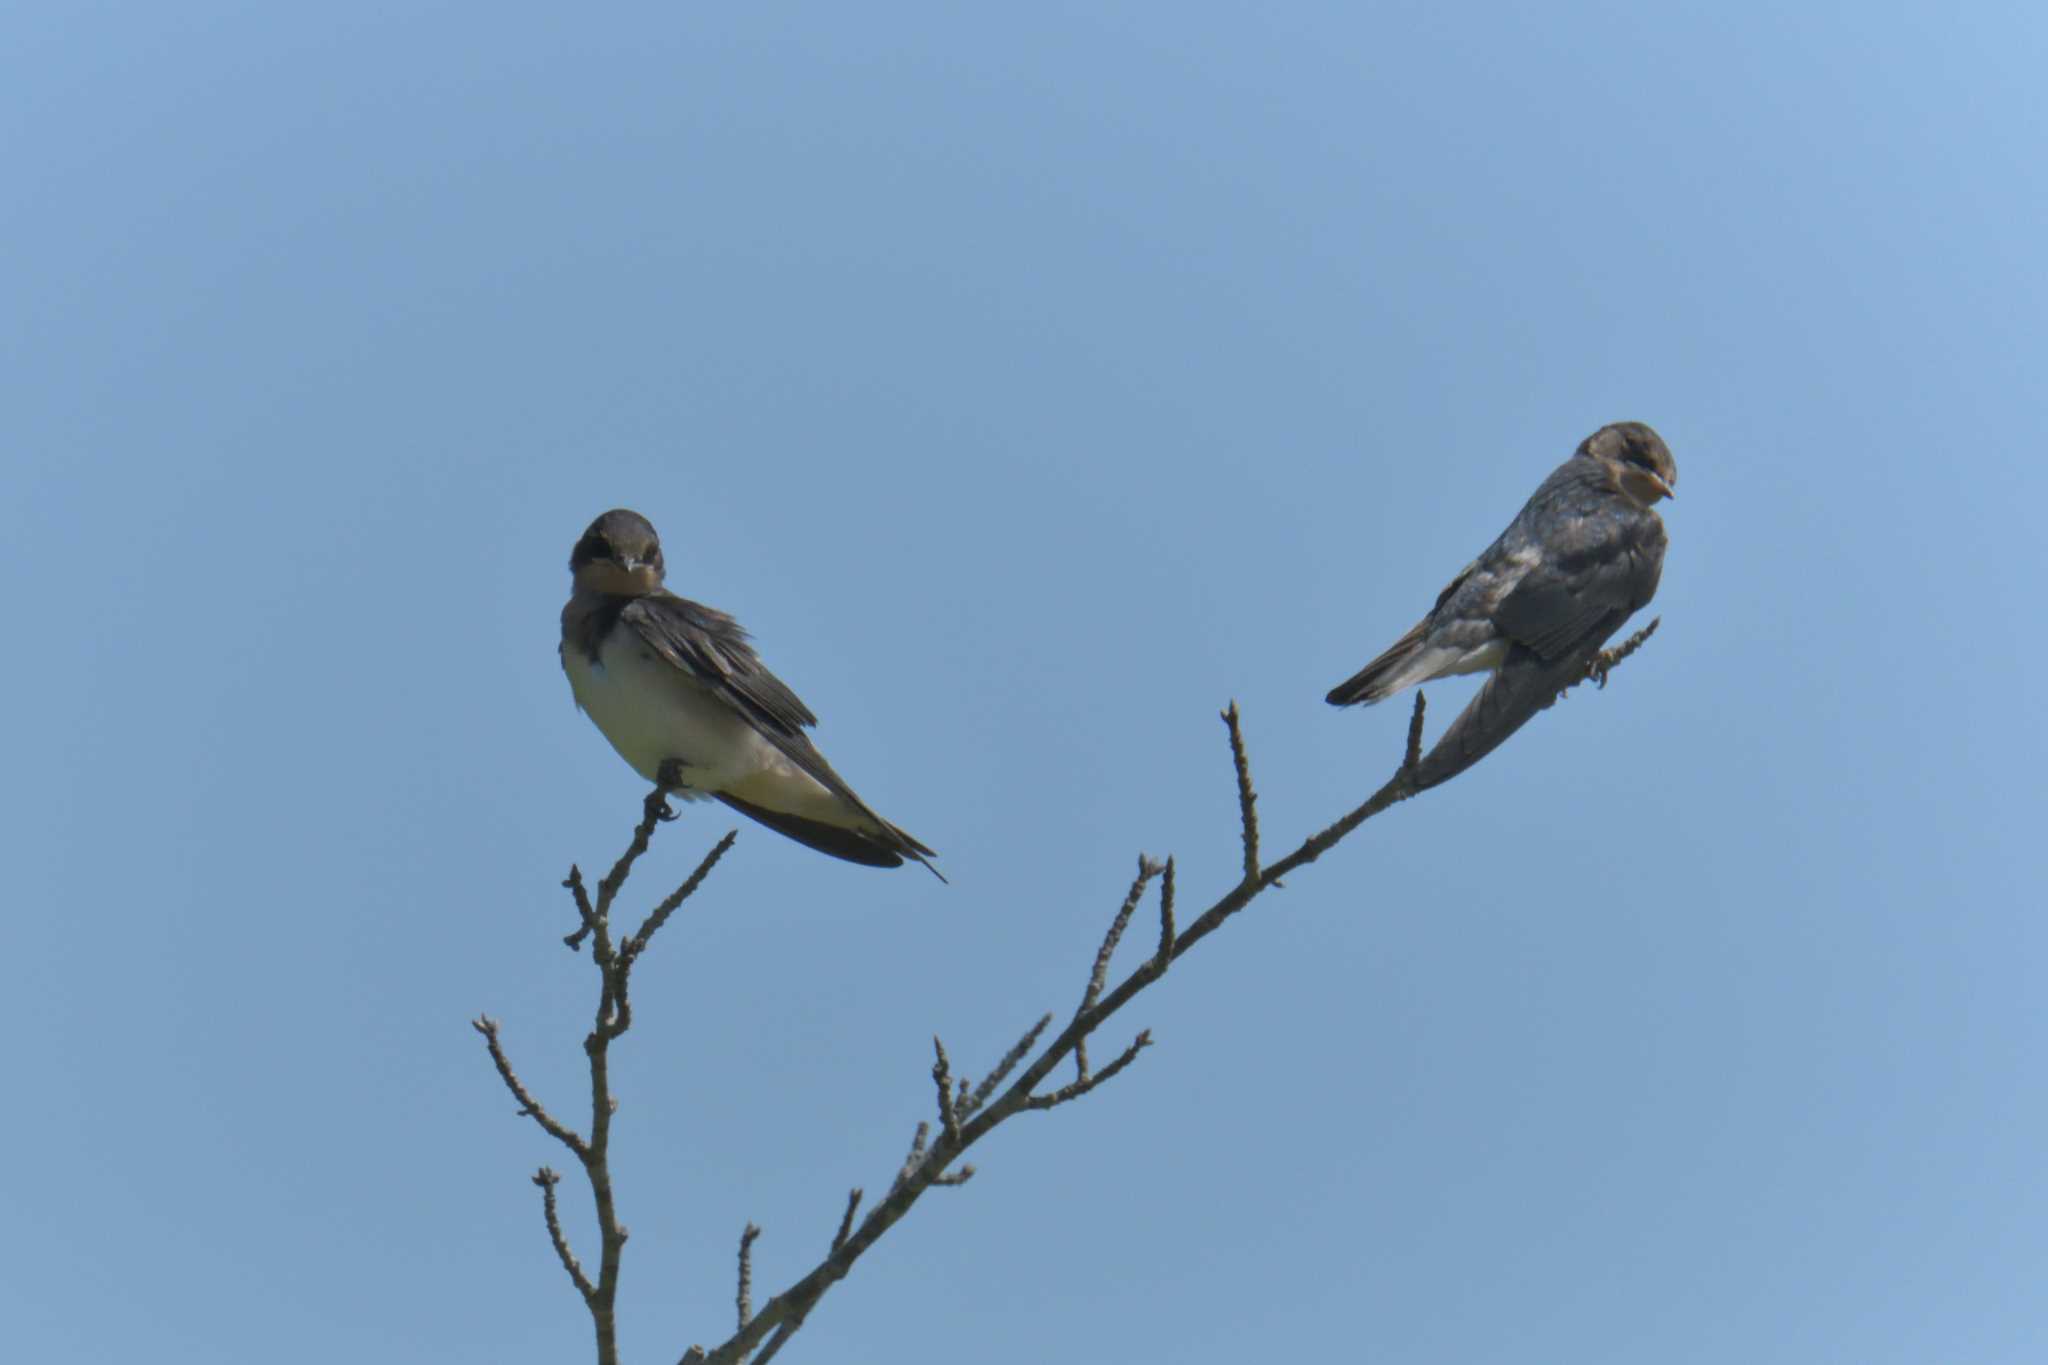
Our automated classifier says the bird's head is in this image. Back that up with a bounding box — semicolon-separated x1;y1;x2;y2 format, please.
1579;421;1677;507
570;509;667;596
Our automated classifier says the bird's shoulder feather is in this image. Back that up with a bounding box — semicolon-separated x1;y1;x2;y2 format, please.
617;593;820;736
1490;461;1666;661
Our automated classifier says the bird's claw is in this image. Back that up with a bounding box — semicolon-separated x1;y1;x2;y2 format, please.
648;758;692;820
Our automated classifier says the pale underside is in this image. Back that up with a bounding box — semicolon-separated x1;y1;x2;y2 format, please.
562;633;883;835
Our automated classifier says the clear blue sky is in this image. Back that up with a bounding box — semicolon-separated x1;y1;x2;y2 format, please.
6;4;2045;1362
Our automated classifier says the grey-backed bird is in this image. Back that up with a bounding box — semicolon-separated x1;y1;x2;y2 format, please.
561;509;941;878
1326;422;1676;789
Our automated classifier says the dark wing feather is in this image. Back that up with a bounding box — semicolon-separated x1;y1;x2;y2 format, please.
1492;500;1665;663
618;593;862;809
619;593;941;871
1412;490;1666;789
620;594;817;734
713;793;906;868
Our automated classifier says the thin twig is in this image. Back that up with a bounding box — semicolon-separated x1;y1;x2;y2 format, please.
831;1190;863;1253
892;1122;930;1193
473;1017;589;1158
1154;857;1176;971
593;787;678;926
736;1224;761;1331
963;1014;1052;1120
534;1167;596;1303
932;1037;962;1147
480;780;735;1365
751;1323;801;1365
1222;702;1260;881
563;866;599;949
1078;857;1163;1078
1021;1031;1153;1110
626;831;740;961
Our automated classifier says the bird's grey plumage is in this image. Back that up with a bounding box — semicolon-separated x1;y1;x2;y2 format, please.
561;509;941;878
1327;422;1675;789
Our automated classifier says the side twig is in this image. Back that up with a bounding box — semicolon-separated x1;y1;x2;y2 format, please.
1223;701;1261;882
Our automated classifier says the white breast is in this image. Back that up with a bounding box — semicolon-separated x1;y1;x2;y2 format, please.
563;631;796;797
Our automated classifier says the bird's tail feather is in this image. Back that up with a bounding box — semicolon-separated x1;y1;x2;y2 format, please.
1326;619;1433;706
714;793;946;882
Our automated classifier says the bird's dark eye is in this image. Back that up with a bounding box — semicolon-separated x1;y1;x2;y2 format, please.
580;537;612;562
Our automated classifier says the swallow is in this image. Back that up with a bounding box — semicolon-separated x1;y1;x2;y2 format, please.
561;509;941;878
1326;421;1676;789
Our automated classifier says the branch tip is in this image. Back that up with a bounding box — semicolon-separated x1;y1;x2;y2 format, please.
1222;701;1261;880
737;1223;762;1330
1024;1029;1153;1111
1402;691;1428;775
533;1164;594;1303
1155;857;1177;970
832;1188;864;1253
1084;856;1161;1018
625;828;739;960
562;865;597;949
932;1037;962;1146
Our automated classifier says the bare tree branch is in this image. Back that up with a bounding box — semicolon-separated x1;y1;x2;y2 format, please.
473;1017;588;1159
627;831;740;962
831;1189;863;1254
962;1013;1051;1121
534;1167;596;1304
1222;701;1260;881
1154;857;1176;972
562;866;598;949
750;1323;801;1365
478;790;738;1365
692;693;1449;1364
736;1223;762;1331
492;635;1658;1365
1077;857;1164;1080
1021;1029;1153;1110
931;1037;963;1148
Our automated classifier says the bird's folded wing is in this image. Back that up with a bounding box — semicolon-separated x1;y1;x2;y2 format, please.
1491;508;1663;661
619;593;939;869
616;593;872;805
